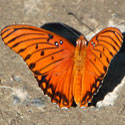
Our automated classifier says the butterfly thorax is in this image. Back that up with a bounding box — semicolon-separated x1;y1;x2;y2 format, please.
73;35;88;105
74;35;88;68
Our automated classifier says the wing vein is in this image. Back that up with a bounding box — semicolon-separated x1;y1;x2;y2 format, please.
89;49;105;66
98;35;120;48
39;58;64;72
87;57;102;75
2;26;45;36
35;49;64;63
11;38;52;48
6;33;46;44
97;40;118;52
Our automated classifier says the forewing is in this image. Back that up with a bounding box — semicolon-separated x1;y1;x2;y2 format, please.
1;25;75;108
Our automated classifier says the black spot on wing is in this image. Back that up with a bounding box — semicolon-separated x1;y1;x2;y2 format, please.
103;47;105;52
100;53;102;58
29;63;36;69
112;45;117;52
17;48;26;53
103;66;107;73
47;34;53;42
99;73;105;79
11;42;20;48
109;51;113;56
24;54;31;61
36;43;38;49
51;56;54;60
41;50;44;56
48;34;53;39
34;71;41;75
106;57;110;63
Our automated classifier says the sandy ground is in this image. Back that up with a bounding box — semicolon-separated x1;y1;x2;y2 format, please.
0;0;125;125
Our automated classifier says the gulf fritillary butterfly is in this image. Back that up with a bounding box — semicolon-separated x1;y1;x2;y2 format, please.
1;23;123;108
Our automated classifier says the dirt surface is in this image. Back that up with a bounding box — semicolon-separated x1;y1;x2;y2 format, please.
0;0;125;125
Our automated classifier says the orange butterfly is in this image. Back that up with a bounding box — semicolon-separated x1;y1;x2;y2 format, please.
1;23;123;108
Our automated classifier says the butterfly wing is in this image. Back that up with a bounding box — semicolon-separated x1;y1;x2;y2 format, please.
1;25;75;108
80;27;123;107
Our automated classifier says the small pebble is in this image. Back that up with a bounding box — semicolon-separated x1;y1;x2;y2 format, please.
12;74;21;82
23;97;45;107
112;13;118;18
31;98;45;107
13;96;21;104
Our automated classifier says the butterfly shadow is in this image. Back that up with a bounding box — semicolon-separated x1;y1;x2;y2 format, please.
91;32;125;106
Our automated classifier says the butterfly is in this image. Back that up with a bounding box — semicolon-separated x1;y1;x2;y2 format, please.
1;23;123;108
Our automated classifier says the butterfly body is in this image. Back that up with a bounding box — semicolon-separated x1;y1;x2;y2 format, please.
72;35;87;105
1;23;123;108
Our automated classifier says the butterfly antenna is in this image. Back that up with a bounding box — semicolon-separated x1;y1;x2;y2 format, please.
68;12;96;34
